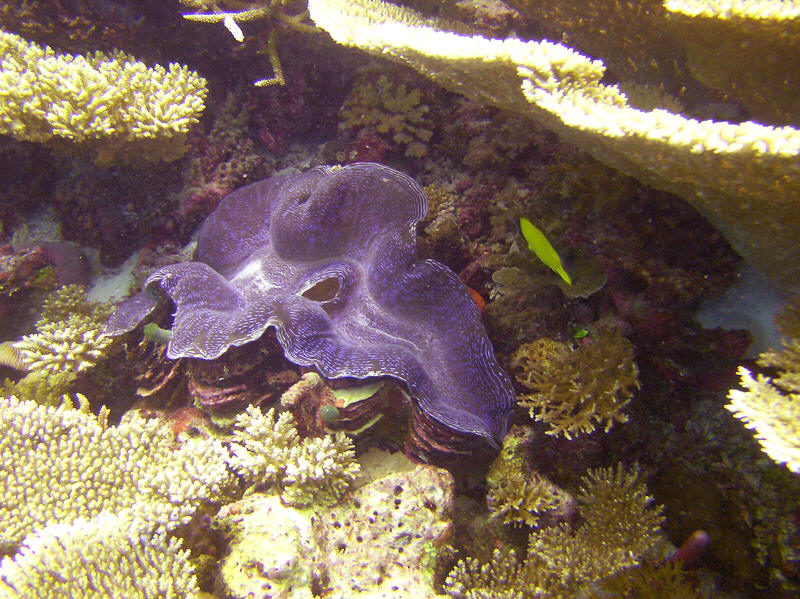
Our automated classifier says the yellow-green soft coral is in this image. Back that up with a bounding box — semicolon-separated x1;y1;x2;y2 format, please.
511;328;638;439
340;74;433;157
727;338;800;473
227;404;361;507
0;29;207;165
446;463;665;598
486;426;573;527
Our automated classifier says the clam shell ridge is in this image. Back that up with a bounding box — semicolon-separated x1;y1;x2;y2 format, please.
106;163;515;445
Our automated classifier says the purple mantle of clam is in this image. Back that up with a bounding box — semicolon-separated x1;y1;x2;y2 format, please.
106;163;514;445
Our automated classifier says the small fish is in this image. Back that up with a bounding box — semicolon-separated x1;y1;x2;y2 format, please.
520;217;572;285
0;341;25;371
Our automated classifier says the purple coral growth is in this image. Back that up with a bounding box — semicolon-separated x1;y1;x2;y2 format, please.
107;163;514;445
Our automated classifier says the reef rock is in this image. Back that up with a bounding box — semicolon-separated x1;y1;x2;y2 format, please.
213;451;454;598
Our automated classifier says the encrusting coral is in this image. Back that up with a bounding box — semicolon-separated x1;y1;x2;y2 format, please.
726;338;800;473
227;404;360;507
446;463;665;598
339;74;433;157
307;0;800;289
0;29;207;165
510;327;639;438
215;450;454;599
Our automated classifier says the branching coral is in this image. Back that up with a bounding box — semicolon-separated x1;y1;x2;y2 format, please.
0;394;233;553
340;74;433;157
307;0;800;289
6;286;115;404
179;0;320;86
511;327;639;438
0;515;199;599
727;338;800;472
486;426;573;527
446;463;665;598
227;404;360;506
0;29;207;165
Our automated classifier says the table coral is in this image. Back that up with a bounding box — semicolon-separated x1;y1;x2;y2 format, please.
106;163;515;446
307;0;800;289
0;29;207;165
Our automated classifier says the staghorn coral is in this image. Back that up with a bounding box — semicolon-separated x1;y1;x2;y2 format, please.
0;29;207;165
511;327;639;438
446;463;664;598
307;0;800;289
0;394;233;552
227;404;360;507
0;514;199;598
339;74;433;158
726;338;800;472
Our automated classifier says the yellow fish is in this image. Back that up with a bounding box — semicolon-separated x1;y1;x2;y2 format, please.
520;217;572;285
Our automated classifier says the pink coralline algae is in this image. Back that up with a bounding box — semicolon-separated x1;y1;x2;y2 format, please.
107;163;514;446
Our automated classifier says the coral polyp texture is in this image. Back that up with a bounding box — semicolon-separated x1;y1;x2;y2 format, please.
0;516;199;599
0;395;233;552
727;338;800;473
0;29;207;165
106;163;515;445
307;0;800;288
215;455;454;599
511;328;639;439
227;404;360;507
